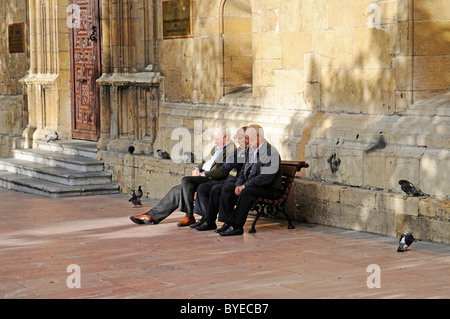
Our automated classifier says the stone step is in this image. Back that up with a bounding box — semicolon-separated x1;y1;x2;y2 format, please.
0;139;120;198
0;157;112;186
12;149;104;172
0;170;119;198
36;140;98;160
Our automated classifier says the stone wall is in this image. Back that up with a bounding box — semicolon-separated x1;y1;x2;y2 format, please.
0;95;25;157
0;0;27;96
0;0;28;155
412;0;450;101
306;95;450;200
292;179;449;244
159;0;449;111
100;150;195;200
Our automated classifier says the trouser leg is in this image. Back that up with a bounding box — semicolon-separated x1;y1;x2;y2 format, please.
205;182;227;225
179;176;210;218
229;187;278;228
193;181;219;218
219;183;238;224
145;184;181;224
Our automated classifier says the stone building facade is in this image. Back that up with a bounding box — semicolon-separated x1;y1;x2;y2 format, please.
0;0;448;243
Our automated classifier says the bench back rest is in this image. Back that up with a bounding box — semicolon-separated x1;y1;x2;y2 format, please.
279;161;300;201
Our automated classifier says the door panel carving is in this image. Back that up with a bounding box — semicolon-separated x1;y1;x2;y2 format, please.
70;0;101;141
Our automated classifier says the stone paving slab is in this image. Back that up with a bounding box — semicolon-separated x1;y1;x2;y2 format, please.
0;188;448;300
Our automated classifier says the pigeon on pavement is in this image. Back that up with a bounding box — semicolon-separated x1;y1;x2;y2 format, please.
135;186;143;201
397;231;415;252
129;190;142;208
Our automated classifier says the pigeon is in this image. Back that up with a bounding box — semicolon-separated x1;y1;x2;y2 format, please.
397;231;415;252
45;132;58;143
157;149;171;160
128;190;142;208
135;186;143;201
128;145;135;154
399;180;424;197
183;151;195;163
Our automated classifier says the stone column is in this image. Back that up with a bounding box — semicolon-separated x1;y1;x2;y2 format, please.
97;0;161;154
20;0;71;146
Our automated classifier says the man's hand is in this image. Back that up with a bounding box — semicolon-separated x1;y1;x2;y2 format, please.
192;169;201;176
235;185;245;196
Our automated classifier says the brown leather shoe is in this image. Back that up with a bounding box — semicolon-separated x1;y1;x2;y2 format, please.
130;214;152;225
177;216;196;227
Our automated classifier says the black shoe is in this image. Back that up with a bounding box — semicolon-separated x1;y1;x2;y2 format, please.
196;222;217;231
215;223;230;233
189;219;205;228
219;225;243;236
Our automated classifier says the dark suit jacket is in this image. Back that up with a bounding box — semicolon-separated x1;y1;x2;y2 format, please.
222;146;247;183
236;140;282;193
194;141;236;181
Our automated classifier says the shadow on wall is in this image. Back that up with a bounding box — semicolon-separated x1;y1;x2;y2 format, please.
284;2;450;239
288;1;450;187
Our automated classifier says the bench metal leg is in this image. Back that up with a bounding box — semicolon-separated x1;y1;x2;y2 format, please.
249;212;262;233
282;204;295;229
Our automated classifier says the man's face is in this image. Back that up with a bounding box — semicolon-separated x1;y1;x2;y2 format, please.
213;132;226;148
246;128;259;149
235;129;248;149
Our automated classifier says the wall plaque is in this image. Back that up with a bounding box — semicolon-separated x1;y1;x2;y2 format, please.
162;0;193;39
8;22;25;53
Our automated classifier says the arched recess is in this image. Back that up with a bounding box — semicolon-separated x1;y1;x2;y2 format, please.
219;0;252;96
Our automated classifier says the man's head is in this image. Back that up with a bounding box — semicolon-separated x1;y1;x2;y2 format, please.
212;127;230;148
235;126;249;149
246;124;265;150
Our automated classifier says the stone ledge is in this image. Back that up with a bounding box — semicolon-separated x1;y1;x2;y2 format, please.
99;150;195;200
97;72;161;87
291;179;450;245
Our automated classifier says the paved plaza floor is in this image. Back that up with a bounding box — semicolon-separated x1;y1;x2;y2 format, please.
0;188;448;301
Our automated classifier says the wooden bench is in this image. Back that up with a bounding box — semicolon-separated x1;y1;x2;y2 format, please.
249;160;309;233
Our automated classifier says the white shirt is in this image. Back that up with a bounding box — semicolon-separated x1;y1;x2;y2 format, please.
250;140;266;163
202;141;233;171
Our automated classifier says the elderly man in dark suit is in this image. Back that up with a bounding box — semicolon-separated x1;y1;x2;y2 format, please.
130;127;235;226
218;124;282;236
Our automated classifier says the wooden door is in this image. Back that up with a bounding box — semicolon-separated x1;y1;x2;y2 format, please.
69;0;101;141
